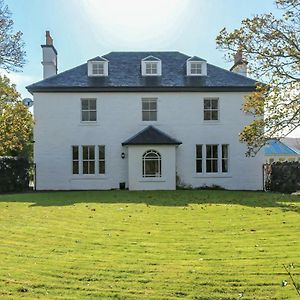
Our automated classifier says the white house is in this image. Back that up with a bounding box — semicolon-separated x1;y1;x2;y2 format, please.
27;32;264;191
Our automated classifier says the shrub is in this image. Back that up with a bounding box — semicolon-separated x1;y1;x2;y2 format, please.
0;156;30;193
268;161;300;193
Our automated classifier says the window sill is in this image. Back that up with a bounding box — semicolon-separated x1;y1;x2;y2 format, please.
79;122;100;126
71;175;108;180
202;121;221;125
193;173;232;178
139;177;166;182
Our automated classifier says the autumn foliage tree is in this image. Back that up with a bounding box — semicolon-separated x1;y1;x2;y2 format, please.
216;0;300;155
0;1;32;158
0;75;33;157
0;0;26;72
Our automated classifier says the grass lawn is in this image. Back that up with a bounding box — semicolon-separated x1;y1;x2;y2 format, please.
0;190;299;299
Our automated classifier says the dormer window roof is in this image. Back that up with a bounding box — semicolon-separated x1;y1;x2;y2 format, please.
186;56;207;76
141;56;162;76
88;56;109;77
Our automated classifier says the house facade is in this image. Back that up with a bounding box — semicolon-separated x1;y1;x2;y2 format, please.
27;32;264;191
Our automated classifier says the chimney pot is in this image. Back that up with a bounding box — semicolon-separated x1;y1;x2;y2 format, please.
45;30;53;46
234;50;243;64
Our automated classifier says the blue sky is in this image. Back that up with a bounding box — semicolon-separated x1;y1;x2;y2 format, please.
5;0;279;99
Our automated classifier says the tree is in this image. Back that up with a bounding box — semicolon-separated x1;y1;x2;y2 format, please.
0;75;33;157
216;0;300;156
0;0;26;71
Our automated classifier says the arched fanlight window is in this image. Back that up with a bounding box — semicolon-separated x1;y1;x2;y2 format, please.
143;150;161;177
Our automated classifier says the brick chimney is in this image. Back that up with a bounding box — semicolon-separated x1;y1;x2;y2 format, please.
230;50;248;77
41;31;58;79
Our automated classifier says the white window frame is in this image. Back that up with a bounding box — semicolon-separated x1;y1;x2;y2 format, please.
142;98;157;121
87;59;108;76
141;57;162;76
195;144;229;175
143;150;161;178
190;62;202;75
92;62;104;75
221;144;229;173
98;145;105;175
81;98;97;122
82;145;95;175
196;144;203;173
186;60;207;76
72;146;79;175
203;98;219;121
206;144;219;173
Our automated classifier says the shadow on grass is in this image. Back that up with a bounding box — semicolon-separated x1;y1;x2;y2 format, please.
0;190;299;213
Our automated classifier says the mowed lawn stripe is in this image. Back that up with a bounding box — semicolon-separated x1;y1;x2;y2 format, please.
0;190;299;299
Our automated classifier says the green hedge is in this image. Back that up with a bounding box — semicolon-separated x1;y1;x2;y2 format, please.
0;157;30;193
268;161;300;193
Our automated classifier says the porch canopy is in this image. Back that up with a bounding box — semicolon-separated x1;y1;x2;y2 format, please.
122;125;182;146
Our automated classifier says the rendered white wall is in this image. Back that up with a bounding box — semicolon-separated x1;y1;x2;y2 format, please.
33;91;263;190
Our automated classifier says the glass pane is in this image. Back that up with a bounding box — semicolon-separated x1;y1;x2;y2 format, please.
142;100;149;110
212;111;218;120
149;111;157;121
89;146;95;159
222;160;228;172
89;161;95;174
89;99;96;110
82;146;88;160
83;161;89;174
212;159;218;172
73;161;79;174
82;111;89;121
204;111;211;120
99;161;105;174
81;99;89;110
222;145;228;158
142;111;150;121
72;146;78;160
145;160;159;176
196;160;202;173
99;146;105;159
206;145;212;158
89;111;97;121
204;100;211;109
149;100;157;110
196;145;202;158
212;145;218;158
211;99;218;109
206;160;212;173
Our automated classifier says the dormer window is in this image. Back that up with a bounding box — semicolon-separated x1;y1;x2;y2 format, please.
187;56;207;76
92;62;104;75
88;57;108;77
145;62;158;75
141;56;161;76
190;62;202;75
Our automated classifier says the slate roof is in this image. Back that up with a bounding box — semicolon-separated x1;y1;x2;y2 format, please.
264;139;300;155
122;125;182;145
27;51;258;93
142;55;161;61
187;56;206;62
88;56;108;62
